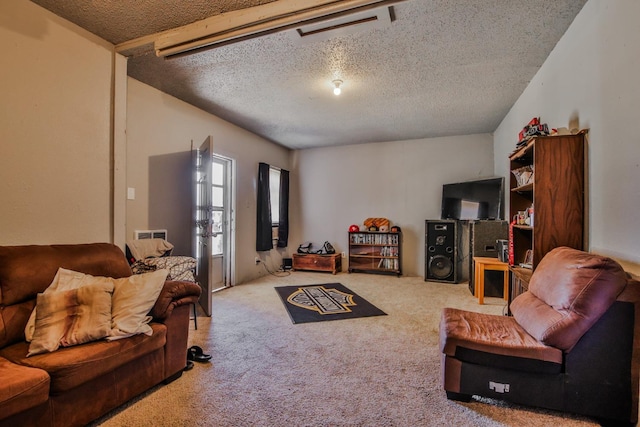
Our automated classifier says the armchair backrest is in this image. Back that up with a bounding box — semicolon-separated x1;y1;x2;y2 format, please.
511;247;627;351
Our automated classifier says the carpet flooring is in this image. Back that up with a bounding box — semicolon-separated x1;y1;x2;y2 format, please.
90;272;601;427
275;283;386;323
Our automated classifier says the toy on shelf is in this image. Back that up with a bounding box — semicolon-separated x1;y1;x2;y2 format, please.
517;117;549;148
363;217;390;232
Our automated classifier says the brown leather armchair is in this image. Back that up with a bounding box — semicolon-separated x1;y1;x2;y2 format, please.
440;247;640;425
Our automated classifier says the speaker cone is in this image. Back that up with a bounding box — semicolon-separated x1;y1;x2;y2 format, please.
429;255;453;279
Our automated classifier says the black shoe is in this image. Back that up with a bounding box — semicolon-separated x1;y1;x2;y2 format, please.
187;345;212;363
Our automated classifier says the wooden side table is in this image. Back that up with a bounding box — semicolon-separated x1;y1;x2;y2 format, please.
473;257;509;305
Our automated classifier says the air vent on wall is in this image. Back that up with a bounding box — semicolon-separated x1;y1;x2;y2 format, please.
134;229;168;240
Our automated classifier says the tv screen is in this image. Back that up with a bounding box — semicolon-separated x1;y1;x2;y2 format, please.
441;177;504;220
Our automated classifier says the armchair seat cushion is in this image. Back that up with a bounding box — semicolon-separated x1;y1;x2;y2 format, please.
0;356;49;419
440;308;563;373
0;323;166;393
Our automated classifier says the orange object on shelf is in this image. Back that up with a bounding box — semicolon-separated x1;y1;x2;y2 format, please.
363;218;390;229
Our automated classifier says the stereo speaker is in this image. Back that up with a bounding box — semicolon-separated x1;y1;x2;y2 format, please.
425;220;465;283
468;220;508;297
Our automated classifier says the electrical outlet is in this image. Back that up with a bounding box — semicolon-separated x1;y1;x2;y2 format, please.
341;251;346;258
255;257;261;265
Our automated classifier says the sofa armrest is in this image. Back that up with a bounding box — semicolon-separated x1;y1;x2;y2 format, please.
150;280;201;321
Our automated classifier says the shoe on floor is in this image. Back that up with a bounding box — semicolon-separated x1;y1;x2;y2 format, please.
188;345;212;363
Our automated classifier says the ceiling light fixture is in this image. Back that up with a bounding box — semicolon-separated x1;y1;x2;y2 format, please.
333;80;343;96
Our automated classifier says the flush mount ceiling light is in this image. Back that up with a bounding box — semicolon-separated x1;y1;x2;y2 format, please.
144;0;406;58
333;80;343;96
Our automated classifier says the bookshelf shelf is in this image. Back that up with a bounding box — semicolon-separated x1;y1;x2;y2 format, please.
348;231;401;276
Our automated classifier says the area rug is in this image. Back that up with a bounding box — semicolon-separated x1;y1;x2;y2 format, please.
275;283;386;324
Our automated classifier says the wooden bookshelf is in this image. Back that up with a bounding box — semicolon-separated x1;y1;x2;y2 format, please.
348;231;401;276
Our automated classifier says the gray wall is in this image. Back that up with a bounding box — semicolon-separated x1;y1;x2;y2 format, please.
127;76;495;281
0;0;118;245
291;134;495;277
494;0;640;273
5;0;637;282
126;78;292;285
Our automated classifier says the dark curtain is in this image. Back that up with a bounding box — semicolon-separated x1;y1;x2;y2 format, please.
256;162;273;251
277;169;290;248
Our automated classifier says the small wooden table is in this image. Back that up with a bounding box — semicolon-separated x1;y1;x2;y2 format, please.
473;257;509;305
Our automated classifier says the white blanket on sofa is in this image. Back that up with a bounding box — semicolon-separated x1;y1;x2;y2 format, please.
127;239;174;261
131;256;196;282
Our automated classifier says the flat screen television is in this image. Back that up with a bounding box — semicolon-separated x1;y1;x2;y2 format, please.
440;177;504;220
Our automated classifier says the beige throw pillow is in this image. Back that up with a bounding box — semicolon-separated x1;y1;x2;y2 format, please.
25;268;114;342
26;268;169;343
108;268;168;340
27;281;114;356
25;270;60;342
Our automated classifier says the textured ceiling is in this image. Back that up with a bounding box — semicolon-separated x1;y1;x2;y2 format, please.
31;0;587;149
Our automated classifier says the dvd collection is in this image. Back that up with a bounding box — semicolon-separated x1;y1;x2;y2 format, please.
349;232;400;271
350;232;400;245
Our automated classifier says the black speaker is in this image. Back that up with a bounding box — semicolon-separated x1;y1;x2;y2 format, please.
282;258;292;270
468;220;508;296
425;220;464;283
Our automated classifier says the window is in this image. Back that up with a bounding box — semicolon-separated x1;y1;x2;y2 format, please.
256;163;289;251
210;160;225;256
269;167;280;225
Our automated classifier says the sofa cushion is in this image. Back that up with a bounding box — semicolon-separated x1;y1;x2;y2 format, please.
27;282;114;356
511;247;627;351
440;307;563;368
0;244;132;307
0;323;167;393
0;300;35;349
0;356;50;419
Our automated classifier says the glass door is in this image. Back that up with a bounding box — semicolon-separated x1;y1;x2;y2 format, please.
210;155;233;292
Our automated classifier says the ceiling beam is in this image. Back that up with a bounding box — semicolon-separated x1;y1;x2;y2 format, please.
114;33;158;56
151;0;405;58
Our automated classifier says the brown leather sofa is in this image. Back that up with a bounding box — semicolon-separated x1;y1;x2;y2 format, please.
0;243;201;427
440;247;640;425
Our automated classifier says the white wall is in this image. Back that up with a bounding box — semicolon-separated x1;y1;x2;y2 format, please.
0;0;117;245
292;134;495;277
494;0;640;272
126;78;291;285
